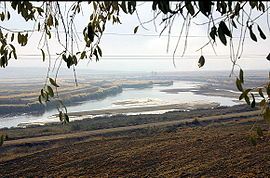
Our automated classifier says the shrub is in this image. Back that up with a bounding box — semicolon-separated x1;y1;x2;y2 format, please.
70;124;81;131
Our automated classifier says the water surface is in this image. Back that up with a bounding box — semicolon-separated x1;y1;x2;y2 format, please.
0;81;239;128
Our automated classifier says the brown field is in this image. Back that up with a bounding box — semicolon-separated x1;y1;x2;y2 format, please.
0;107;269;177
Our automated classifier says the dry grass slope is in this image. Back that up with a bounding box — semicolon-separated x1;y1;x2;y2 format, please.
0;115;269;177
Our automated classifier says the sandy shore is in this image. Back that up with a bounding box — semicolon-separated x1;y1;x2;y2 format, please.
59;102;220;117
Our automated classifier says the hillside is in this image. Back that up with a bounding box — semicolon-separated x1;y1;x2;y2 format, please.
0;105;269;177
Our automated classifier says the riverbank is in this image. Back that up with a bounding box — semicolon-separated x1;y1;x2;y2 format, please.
60;102;220;117
0;80;172;117
0;103;256;141
13;102;219;127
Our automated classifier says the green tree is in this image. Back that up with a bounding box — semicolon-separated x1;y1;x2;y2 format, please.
0;1;269;135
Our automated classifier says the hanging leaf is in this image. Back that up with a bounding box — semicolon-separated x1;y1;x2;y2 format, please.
55;17;59;26
209;26;217;42
267;53;270;61
157;1;170;14
59;112;69;123
7;11;10;20
47;14;53;27
236;78;243;91
49;78;59;87
258;88;264;98
217;1;227;15
46;29;51;39
0;135;4;146
239;93;244;100
41;89;45;98
152;1;158;10
87;23;95;42
17;33;21;44
134;26;139;34
72;55;78;66
41;49;45;62
66;55;73;68
199;1;212;17
47;85;54;97
64;113;69;123
80;51;86;59
121;1;128;13
257;25;266;40
12;50;17;59
259;2;265;12
249;1;258;9
198;55;205;68
239;89;252;100
40;90;48;102
267;83;270;97
244;95;250;105
44;91;49;102
9;44;16;59
38;95;42;104
93;49;99;61
239;69;244;83
127;1;136;14
231;19;237;29
218;24;227;45
234;3;240;15
59;111;64;122
38;22;41;31
0;12;5;21
97;46;102;57
219;21;232;37
11;33;14;42
248;25;257;42
185;1;195;16
251;93;256;108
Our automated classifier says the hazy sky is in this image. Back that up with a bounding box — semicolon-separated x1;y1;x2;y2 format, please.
3;2;270;72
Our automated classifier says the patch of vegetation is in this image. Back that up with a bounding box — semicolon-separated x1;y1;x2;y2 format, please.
164;125;179;133
70;124;81;131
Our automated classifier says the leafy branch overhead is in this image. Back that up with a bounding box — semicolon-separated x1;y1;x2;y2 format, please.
0;1;269;124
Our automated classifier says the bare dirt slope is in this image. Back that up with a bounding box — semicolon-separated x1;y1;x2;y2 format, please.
0;116;270;177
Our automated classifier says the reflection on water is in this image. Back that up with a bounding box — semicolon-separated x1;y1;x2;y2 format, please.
113;98;166;107
0;81;239;128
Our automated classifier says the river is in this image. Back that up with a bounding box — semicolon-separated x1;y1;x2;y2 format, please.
0;81;239;128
